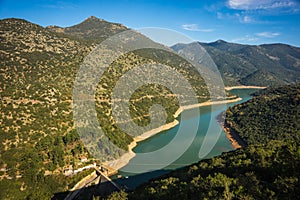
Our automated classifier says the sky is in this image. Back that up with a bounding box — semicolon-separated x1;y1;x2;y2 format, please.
1;0;300;46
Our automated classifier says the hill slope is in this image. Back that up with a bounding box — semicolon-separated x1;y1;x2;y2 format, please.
47;16;128;42
2;16;299;199
172;40;300;86
0;17;211;199
107;84;300;200
0;17;96;199
225;84;300;145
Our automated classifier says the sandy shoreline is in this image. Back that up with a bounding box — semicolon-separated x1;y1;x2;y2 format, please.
174;97;242;118
103;96;243;172
221;121;247;149
225;85;266;91
216;111;246;149
102;120;179;171
222;86;265;148
223;85;265;148
222;125;242;149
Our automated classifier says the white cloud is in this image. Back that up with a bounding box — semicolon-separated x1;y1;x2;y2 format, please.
218;12;255;23
227;0;295;10
199;29;215;32
243;15;252;23
217;1;299;25
182;24;199;31
40;1;78;9
181;24;214;32
217;12;234;20
232;32;281;43
236;14;254;23
231;35;259;43
256;32;280;37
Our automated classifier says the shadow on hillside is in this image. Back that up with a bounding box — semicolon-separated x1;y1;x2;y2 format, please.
52;169;172;200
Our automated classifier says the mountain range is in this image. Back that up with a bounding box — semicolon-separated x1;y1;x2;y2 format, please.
172;40;300;86
0;16;300;199
0;16;210;199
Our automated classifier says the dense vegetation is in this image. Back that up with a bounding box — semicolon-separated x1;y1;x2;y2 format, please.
172;40;300;86
0;18;97;199
121;140;299;200
1;16;299;199
0;17;210;199
105;84;300;200
0;167;95;200
94;48;210;151
225;84;300;145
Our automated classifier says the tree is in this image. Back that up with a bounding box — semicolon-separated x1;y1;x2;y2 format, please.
106;190;128;200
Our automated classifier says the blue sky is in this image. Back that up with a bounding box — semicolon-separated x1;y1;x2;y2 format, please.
1;0;300;46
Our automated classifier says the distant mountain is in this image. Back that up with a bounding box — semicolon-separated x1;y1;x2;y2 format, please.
239;69;285;86
172;40;300;86
47;16;128;42
204;39;246;52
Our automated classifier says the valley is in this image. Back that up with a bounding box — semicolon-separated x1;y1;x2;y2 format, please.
0;15;299;199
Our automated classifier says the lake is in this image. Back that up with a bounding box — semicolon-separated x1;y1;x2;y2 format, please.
112;88;259;189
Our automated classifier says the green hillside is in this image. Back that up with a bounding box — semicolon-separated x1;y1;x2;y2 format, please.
1;16;299;199
239;69;286;86
123;140;299;200
47;16;128;42
199;44;257;85
172;40;300;86
106;84;300;200
205;39;246;52
0;17;210;199
225;84;300;145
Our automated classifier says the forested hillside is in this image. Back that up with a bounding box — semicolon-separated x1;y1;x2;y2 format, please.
0;17;210;199
172;40;300;86
106;84;300;200
225;84;300;145
1;16;299;199
0;17;97;199
121;140;299;200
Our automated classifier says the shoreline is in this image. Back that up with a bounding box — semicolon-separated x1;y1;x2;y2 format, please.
222;122;247;149
220;120;242;149
102;96;243;172
102;120;180;171
223;86;265;148
173;97;242;118
225;85;266;91
217;111;247;149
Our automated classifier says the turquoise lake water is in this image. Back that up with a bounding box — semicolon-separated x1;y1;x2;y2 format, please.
112;88;259;189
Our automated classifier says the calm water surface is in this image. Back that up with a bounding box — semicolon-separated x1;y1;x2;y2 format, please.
112;89;259;189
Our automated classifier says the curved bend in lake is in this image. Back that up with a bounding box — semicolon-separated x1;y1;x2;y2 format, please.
113;88;259;189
